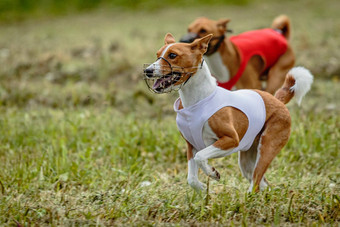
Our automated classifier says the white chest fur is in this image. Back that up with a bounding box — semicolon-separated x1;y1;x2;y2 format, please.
204;52;230;83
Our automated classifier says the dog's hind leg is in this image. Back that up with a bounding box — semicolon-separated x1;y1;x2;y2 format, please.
238;135;260;182
266;45;295;94
249;113;291;192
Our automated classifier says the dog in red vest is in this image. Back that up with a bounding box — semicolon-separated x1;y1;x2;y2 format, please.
180;15;295;94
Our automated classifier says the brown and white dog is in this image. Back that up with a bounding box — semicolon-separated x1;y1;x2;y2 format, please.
180;15;295;94
143;34;313;192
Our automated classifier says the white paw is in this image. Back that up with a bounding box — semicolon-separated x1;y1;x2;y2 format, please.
259;178;269;191
248;181;254;193
248;179;269;193
194;158;220;181
188;178;206;192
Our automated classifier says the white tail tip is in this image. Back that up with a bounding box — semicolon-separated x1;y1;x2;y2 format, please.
289;66;314;105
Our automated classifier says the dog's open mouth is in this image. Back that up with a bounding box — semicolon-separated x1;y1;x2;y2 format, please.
143;63;190;94
152;73;182;92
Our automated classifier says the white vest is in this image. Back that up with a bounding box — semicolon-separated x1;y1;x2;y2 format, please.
174;87;266;153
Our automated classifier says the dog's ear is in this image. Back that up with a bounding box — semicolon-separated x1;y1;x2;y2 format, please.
217;18;231;31
164;33;176;45
190;34;213;53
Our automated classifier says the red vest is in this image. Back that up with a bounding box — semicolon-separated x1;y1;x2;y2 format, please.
218;29;288;90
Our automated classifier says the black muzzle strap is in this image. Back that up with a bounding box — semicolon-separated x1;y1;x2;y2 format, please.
157;56;172;68
205;35;225;56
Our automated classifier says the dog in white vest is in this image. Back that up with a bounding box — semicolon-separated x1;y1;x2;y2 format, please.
143;33;313;192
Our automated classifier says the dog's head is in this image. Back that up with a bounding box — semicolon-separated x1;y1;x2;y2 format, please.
180;17;231;55
143;33;212;94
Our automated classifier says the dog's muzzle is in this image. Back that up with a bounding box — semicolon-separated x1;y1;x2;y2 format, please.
143;58;204;94
143;63;184;94
179;33;198;43
143;56;187;94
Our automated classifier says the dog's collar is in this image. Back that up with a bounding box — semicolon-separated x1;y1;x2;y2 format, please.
205;29;232;56
205;35;225;56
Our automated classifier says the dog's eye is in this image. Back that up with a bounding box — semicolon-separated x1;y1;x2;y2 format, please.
168;53;177;59
199;29;207;34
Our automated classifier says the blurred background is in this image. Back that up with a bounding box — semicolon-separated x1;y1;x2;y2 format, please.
0;0;339;115
0;0;249;22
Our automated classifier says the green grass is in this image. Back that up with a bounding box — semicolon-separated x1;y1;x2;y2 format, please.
0;95;339;225
0;0;339;225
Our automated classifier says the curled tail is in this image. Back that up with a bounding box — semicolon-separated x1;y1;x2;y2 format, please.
271;14;291;40
274;67;313;105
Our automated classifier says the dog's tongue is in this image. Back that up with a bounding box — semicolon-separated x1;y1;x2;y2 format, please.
152;79;162;90
153;77;168;90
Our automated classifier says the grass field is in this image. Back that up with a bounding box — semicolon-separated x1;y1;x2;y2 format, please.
0;0;339;225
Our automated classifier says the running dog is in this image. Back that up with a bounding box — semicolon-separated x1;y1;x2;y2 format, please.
180;15;295;94
143;33;312;192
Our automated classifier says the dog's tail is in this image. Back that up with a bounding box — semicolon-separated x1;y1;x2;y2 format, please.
271;15;291;40
274;67;313;105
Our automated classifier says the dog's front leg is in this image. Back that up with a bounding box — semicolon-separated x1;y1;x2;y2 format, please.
195;142;236;181
194;145;226;181
186;141;206;191
195;130;239;180
187;157;207;191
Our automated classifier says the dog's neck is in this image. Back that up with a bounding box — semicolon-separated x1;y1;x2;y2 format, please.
179;61;217;108
204;51;230;83
205;38;240;82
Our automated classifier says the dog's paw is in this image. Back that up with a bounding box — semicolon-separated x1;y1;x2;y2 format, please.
188;178;206;192
248;178;269;193
210;167;221;181
194;181;207;192
194;158;220;181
